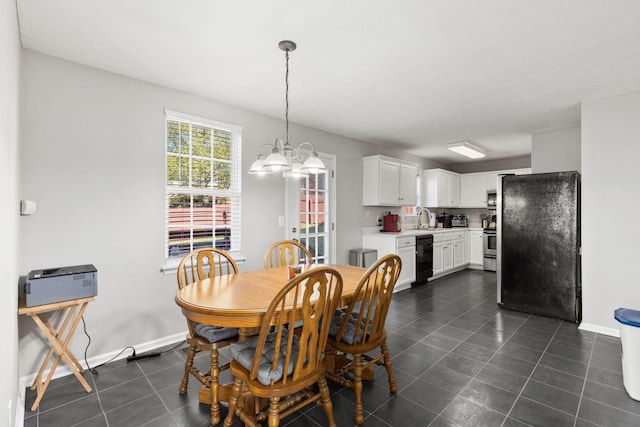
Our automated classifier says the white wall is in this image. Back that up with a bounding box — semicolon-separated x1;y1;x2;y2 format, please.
531;126;581;173
18;50;425;377
1;0;21;424
582;91;640;334
450;155;531;174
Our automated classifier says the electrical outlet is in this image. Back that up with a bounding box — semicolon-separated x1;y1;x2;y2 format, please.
376;215;382;225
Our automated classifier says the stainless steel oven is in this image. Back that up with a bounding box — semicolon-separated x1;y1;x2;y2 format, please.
483;229;497;271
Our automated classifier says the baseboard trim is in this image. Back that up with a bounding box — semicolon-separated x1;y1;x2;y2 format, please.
579;322;620;338
17;331;187;425
395;282;411;293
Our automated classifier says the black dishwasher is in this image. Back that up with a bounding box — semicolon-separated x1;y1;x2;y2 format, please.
413;234;433;286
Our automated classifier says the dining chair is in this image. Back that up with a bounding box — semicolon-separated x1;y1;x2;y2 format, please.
264;239;313;268
325;253;402;424
176;247;239;425
223;266;343;427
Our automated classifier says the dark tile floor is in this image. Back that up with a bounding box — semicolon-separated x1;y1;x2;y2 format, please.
24;269;640;426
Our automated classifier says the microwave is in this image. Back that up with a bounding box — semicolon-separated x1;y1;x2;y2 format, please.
487;191;497;208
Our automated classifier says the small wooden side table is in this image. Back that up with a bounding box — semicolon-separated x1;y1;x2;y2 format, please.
19;296;94;411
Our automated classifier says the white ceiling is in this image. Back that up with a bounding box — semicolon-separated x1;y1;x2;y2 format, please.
15;0;640;163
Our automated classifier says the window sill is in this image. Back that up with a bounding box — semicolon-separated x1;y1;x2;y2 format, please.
161;252;247;275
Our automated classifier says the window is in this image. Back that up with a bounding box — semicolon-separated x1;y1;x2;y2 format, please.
298;171;328;264
165;110;242;259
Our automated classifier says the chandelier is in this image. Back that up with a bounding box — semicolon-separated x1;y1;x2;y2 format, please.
249;40;326;178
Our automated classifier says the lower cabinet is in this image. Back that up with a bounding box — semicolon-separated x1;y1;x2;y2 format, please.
433;241;444;276
362;234;416;292
433;231;468;279
442;241;454;271
363;230;475;285
397;243;416;288
469;230;484;267
453;238;465;269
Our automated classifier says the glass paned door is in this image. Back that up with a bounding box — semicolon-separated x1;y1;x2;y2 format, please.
286;155;335;264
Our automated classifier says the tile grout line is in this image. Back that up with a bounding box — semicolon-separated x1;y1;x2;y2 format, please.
30;271;639;427
385;278;499;425
88;370;110;427
422;291;519;426
573;329;598;427
430;302;531;426
499;319;568;426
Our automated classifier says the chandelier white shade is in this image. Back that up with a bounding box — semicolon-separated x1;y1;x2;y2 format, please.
248;40;326;177
447;141;486;159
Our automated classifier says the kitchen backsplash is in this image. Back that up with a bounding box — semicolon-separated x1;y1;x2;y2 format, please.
362;206;494;230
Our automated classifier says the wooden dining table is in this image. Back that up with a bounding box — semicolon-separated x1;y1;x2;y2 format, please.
174;264;367;404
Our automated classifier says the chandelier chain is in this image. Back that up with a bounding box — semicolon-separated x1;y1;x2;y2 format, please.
285;49;290;143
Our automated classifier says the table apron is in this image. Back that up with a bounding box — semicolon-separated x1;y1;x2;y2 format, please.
181;309;264;329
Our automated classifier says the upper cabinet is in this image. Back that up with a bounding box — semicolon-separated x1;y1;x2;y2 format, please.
363;155;419;206
484;171;500;192
459;168;532;208
423;169;460;208
459;174;486;207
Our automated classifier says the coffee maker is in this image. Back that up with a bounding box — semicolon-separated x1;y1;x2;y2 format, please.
383;214;401;232
436;212;452;228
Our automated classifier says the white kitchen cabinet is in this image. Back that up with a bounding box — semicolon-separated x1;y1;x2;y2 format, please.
423;169;460;208
450;174;460;206
378;160;399;205
397;242;417;288
469;230;484;267
464;231;470;264
399;163;418;205
432;231;469;278
452;232;465;269
362;234;416;291
459;168;532;208
363;155;419;206
489;168;532;190
433;241;444;276
485;171;499;192
460;173;488;207
433;233;454;274
442;240;454;271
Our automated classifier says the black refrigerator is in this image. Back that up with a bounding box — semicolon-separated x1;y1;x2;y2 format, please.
497;171;581;323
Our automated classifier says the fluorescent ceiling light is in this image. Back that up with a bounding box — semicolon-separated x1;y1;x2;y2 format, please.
447;141;486;159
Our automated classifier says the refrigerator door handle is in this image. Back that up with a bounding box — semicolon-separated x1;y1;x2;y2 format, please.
496;174;503;305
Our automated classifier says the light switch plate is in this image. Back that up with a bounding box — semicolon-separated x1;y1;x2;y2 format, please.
20;200;37;215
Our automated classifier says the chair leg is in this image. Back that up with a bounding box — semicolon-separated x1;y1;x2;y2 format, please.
381;341;398;393
353;354;364;424
318;375;337;427
210;349;221;425
180;345;197;394
224;378;243;427
268;397;280;427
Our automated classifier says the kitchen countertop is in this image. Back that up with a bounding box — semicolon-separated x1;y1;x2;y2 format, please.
363;227;483;237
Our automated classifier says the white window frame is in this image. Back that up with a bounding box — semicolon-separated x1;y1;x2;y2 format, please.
162;110;244;273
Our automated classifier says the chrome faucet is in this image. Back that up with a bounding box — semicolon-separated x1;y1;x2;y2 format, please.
416;207;432;230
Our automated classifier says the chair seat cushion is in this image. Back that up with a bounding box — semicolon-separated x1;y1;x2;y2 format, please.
329;308;373;345
230;329;300;386
194;323;239;343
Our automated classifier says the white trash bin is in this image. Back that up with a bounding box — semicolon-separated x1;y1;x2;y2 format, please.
614;308;640;401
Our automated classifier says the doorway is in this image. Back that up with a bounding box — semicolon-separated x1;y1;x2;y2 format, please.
285;154;336;264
